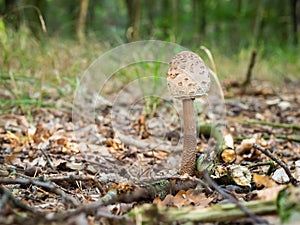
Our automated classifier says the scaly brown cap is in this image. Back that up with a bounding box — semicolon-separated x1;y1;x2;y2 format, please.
167;51;210;99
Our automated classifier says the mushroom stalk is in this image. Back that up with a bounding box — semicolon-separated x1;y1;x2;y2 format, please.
181;99;197;175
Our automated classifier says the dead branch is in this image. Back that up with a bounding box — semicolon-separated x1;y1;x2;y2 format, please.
236;119;300;131
47;174;103;193
0;185;36;213
43;176;205;222
241;49;257;91
253;143;298;185
202;170;267;224
263;134;300;143
235;134;300;143
246;160;276;169
47;174;98;183
133;185;300;223
137;197;276;223
38;141;55;170
0;177;79;207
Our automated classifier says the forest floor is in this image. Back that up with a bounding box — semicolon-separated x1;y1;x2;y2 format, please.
0;75;299;225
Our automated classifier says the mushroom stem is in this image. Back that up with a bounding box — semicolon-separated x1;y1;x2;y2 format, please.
180;98;197;175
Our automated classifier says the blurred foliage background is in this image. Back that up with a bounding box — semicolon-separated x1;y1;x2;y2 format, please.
0;0;299;112
1;0;299;51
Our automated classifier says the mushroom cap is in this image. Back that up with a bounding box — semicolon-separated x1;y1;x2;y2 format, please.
167;51;210;99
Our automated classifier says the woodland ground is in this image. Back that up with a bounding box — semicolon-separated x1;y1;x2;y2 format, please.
0;33;300;225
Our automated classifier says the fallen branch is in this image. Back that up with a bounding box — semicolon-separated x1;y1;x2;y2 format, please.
202;170;267;224
38;141;55;170
43;176;204;222
136;198;276;223
131;185;300;223
253;143;298;185
236;119;300;131
49;174;104;193
0;177;79;207
0;185;36;213
246;160;276;170
263;134;300;143
235;135;300;143
241;49;257;90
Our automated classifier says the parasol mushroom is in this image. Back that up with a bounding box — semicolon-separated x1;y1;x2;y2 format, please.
167;51;210;175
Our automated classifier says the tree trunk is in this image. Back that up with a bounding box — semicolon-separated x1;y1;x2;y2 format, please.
161;0;170;38
125;0;141;42
67;1;78;35
199;0;206;35
252;0;265;47
171;0;178;41
192;0;206;41
77;0;89;44
290;0;298;45
2;0;21;29
146;0;155;36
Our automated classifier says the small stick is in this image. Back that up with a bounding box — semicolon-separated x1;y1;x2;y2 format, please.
202;170;268;224
253;143;298;185
0;177;79;206
39;141;55;170
235;135;300;143
241;49;257;89
48;174;104;193
246;161;275;169
0;185;36;212
52;176;202;221
236;119;300;131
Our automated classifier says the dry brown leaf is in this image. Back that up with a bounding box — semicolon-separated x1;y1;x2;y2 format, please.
253;185;286;201
236;138;256;155
154;189;212;208
33;125;52;144
185;189;212;207
253;173;276;188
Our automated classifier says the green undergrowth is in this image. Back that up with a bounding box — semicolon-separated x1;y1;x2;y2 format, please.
199;45;300;84
1;26;299;115
0;26;104;114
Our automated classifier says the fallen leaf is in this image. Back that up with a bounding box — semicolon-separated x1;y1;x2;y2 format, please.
253;173;276;188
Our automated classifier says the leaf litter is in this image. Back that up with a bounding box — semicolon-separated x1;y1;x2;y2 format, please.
0;80;299;225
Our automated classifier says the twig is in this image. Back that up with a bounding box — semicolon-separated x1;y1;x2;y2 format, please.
48;176;205;222
47;174;103;193
0;177;79;207
262;135;300;143
253;143;298;185
137;197;277;223
38;141;55;170
0;185;36;212
235;134;300;142
241;49;257;89
52;189;118;221
236;119;300;131
202;170;268;224
246;160;275;169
